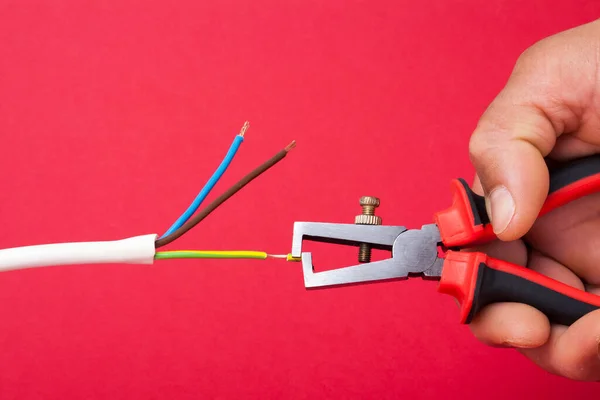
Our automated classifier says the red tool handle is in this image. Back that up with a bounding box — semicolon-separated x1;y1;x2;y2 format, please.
433;154;600;325
438;251;600;325
434;154;600;247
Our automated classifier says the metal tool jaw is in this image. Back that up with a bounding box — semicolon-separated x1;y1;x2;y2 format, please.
291;222;445;288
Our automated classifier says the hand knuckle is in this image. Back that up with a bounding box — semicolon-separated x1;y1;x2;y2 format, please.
468;128;497;162
514;37;551;73
469;137;501;183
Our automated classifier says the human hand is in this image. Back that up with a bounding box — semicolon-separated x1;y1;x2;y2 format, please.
468;18;600;381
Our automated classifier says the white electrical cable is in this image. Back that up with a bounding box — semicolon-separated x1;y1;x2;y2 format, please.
0;234;157;272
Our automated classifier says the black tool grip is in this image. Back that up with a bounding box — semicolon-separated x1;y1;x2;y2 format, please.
438;251;600;325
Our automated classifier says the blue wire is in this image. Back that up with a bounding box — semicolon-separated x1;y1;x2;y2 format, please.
160;134;244;238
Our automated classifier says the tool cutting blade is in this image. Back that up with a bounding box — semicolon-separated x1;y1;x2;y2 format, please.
291;222;444;288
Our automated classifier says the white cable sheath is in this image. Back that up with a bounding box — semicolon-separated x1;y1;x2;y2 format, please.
0;234;157;272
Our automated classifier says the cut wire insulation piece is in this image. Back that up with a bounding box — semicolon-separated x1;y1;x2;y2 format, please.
160;121;249;239
154;250;300;261
155;140;297;248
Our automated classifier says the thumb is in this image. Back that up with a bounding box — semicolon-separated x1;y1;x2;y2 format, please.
469;89;558;241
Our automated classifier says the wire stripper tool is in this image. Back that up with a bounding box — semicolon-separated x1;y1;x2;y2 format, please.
291;155;600;326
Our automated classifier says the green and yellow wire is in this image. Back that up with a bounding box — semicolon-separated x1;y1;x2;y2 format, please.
155;250;301;262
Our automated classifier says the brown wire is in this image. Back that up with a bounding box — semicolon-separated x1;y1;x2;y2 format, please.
155;140;296;248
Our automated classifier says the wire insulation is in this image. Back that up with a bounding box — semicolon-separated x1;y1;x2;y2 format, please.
155;250;268;260
154;250;300;261
155;141;296;248
161;133;245;238
0;234;157;272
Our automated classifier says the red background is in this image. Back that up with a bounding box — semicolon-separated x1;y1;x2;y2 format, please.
0;0;599;398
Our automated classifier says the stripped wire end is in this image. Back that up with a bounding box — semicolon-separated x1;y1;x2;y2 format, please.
239;121;250;137
268;254;302;262
267;254;287;259
284;140;297;152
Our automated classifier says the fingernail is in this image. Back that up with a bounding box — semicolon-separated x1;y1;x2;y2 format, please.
489;186;515;234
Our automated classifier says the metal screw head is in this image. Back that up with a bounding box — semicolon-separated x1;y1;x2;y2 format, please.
355;196;382;263
359;196;380;207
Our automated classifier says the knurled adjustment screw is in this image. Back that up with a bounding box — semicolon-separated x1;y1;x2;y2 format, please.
355;196;382;263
